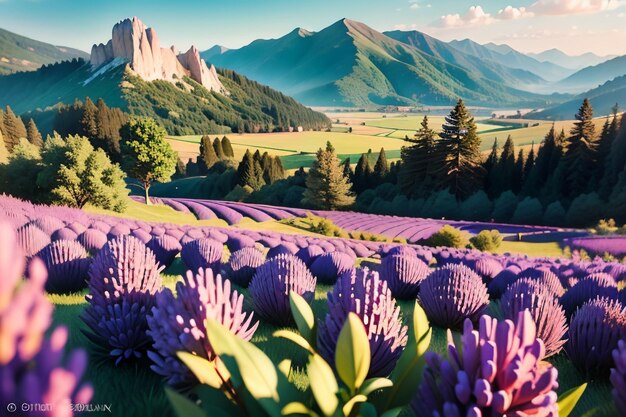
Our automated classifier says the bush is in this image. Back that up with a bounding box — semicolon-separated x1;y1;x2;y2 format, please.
422;225;469;248
470;229;502;251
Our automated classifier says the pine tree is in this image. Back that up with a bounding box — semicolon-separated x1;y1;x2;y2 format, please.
512;149;525;194
353;153;372;193
2;106;27;152
399;115;438;197
564;98;597;197
436;100;484;199
0;128;8;164
342;157;353;181
81;97;99;139
235;149;265;190
523;143;535;188
302;141;355;210
525;125;558;196
484;139;499;197
491;135;515;196
199;135;218;170
174;157;187;179
373;147;389;184
601;113;626;198
26;119;43;147
221;136;234;158
213;137;225;160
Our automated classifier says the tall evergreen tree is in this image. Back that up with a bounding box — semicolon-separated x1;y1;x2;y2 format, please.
484;139;499;197
235;149;265;190
2;106;27;152
81;97;99;139
198;135;219;171
523;143;535;187
564;98;597;197
399;115;437;197
512;149;525;194
353;153;372;193
0;128;8;164
302;141;355;210
221;136;235;158
213;137;225;160
436;99;484;199
373;147;389;184
342;157;353;181
26;119;43;147
601;113;626;197
492;136;516;196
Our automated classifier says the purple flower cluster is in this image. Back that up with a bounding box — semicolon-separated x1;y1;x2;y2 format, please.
419;264;489;329
37;240;91;294
317;268;408;377
309;251;356;285
82;236;163;365
379;252;430;299
147;268;258;387
413;311;559;417
565;236;626;258
0;222;92;415
248;254;317;326
612;340;626;415
223;247;266;287
181;238;223;274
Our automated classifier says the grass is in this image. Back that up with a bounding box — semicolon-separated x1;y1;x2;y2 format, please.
495;240;565;257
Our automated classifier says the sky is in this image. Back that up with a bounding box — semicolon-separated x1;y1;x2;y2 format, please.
0;0;625;56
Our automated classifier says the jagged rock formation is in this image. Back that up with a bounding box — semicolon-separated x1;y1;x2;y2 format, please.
90;17;225;93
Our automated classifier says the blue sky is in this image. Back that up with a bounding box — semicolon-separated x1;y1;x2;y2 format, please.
1;0;624;56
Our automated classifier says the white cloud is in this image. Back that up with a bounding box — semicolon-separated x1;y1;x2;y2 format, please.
528;0;622;16
410;3;419;9
394;23;418;30
437;5;494;28
497;6;534;19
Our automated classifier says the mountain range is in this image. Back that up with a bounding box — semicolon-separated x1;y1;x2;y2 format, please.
0;27;88;75
528;49;617;70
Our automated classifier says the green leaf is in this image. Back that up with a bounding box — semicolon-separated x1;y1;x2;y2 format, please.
289;292;316;344
335;313;371;393
282;402;319;417
557;383;587;417
413;302;431;353
380;407;403;417
274;329;314;354
358;377;393;397
278;359;292;379
308;353;339;417
342;394;367;416
358;403;378;417
205;318;282;416
177;352;228;389
165;388;205;417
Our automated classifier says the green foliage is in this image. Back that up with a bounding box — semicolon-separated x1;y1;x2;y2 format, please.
120;117;177;202
2;105;27;152
564;99;598;197
303;141;355;210
593;218;620;235
1;137;42;201
373;147;389;184
199;135;219;171
0;128;8;164
423;225;469;248
221;136;235;158
557;383;588;417
399;115;439;198
353;153;373;194
469;230;503;251
25;118;43;147
235;149;265;191
511;197;544;225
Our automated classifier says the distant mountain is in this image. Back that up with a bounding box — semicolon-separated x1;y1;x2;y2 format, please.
201;45;229;61
530;74;626;120
556;55;626;93
528;49;616;70
0;18;330;134
449;39;572;82
0;27;88;75
383;31;543;87
207;19;552;107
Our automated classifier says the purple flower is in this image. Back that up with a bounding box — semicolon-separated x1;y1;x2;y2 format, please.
147;235;182;268
500;278;568;357
560;273;619;318
487;265;522;299
51;227;78;242
379;253;430;299
77;228;109;254
295;245;325;266
611;340;626;415
147;269;258;387
82;236;163;365
29;216;65;235
517;267;564;297
224;247;266;287
16;223;51;258
413;311;559;417
107;223;132;240
317;268;408;377
266;242;299;259
131;228;153;244
37;240;91;294
0;222;92;414
181;238;223;275
566;297;626;375
309;252;356;285
225;235;256;252
248;254;316;326
473;257;503;282
419;264;489;329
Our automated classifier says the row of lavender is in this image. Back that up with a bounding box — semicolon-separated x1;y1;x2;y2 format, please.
565;235;626;258
3;193;626;415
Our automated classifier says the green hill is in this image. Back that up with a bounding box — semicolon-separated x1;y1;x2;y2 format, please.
0;27;88;75
556;54;626;93
206;19;556;108
0;59;330;135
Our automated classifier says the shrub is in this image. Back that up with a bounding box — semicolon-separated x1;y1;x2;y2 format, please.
422;225;469;248
469;229;502;251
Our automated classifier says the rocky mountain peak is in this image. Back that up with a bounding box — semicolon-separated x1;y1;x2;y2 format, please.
90;17;225;93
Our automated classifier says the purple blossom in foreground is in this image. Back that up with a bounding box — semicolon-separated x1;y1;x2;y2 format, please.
500;278;568;357
566;297;626;375
147;235;182;268
611;340;626;415
147;269;258;388
37;240;91;294
181;238;223;275
248;254;316;326
0;222;92;415
379;253;430;299
309;252;356;285
82;236;163;365
223;247;266;287
318;268;408;377
559;273;619;318
419;264;489;329
413;311;559;417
